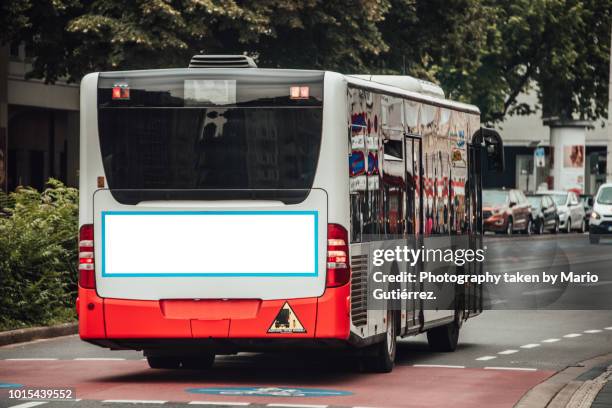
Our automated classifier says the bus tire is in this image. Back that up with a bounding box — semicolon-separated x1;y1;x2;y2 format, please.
146;356;181;369
181;353;215;369
427;320;460;352
362;310;396;373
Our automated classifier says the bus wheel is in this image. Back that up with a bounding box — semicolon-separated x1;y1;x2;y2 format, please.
427;320;460;352
181;353;215;369
362;310;396;373
146;356;181;369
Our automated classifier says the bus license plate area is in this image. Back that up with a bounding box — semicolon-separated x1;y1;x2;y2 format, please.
101;211;318;277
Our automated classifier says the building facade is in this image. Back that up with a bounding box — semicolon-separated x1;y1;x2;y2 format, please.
491;90;608;195
0;44;79;193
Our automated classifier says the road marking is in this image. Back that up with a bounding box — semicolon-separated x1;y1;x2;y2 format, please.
413;364;465;368
563;333;582;338
541;338;560;343
498;349;519;355
8;403;48;408
188;403;250;406
102;400;167;404
520;343;540;349
5;358;58;361
584;329;602;333
268;404;328;408
74;357;126;361
475;356;497;361
605;327;612;330
484;367;537;371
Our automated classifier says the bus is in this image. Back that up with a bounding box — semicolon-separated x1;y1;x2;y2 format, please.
77;54;504;372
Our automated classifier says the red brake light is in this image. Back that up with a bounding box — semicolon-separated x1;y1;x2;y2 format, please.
79;224;96;289
326;224;350;288
112;85;130;100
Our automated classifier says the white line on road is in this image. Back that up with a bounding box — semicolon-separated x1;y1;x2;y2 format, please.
188;403;250;406
520;343;540;349
413;364;465;368
9;402;48;408
584;329;603;333
541;338;560;343
268;404;328;408
102;400;167;404
5;358;58;361
498;349;519;355
563;333;583;338
605;327;612;330
475;356;497;361
74;357;126;361
484;367;537;371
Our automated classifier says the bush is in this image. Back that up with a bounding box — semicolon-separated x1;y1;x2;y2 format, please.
0;179;78;330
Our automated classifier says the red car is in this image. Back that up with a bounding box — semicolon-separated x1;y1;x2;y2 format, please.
483;189;532;235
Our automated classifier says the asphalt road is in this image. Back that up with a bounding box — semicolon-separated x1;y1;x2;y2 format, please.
1;234;611;408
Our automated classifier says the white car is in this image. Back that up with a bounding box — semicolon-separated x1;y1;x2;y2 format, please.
537;190;586;233
589;183;612;244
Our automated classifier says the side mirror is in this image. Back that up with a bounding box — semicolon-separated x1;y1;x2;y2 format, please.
509;201;517;208
472;128;505;173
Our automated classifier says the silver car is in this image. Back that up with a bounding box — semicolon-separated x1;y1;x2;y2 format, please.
537;190;586;233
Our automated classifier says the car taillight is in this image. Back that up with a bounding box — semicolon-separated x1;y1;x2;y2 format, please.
326;224;350;287
79;224;95;289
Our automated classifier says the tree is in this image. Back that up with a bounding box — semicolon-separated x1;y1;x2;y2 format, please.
1;0;389;83
1;0;610;125
537;0;611;123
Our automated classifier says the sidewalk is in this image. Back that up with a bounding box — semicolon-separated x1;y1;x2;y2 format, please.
516;353;612;408
590;378;612;408
565;363;612;408
0;322;77;346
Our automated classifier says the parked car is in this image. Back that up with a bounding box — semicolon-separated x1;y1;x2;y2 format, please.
526;194;559;234
536;190;586;233
483;189;532;235
580;194;594;228
588;183;612;244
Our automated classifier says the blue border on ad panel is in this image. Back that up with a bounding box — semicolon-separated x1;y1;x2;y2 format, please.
100;210;319;278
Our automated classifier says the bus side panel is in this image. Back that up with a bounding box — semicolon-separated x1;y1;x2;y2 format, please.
78;287;105;339
315;72;350;230
315;284;351;339
79;72;101;228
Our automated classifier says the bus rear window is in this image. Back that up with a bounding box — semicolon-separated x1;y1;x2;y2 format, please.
97;71;323;204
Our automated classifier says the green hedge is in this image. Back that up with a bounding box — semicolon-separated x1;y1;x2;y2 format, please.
0;179;78;331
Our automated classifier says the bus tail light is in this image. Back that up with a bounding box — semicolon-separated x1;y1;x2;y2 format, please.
326;224;350;287
79;224;96;289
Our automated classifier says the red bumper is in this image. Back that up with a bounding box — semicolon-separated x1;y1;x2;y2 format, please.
78;285;350;342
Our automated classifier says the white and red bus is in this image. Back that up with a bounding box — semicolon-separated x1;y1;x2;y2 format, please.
77;55;503;372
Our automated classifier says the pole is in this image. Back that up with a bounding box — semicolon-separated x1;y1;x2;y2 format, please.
607;26;612;182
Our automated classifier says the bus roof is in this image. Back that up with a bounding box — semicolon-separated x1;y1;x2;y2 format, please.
95;67;480;115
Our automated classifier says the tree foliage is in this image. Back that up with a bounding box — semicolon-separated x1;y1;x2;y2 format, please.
1;0;610;124
0;180;78;330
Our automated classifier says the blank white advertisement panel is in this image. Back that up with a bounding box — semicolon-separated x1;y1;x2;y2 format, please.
101;211;318;277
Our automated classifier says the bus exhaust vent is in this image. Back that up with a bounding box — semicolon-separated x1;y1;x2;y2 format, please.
351;254;368;327
189;54;257;68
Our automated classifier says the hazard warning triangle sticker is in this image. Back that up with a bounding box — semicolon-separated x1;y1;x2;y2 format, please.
267;302;306;333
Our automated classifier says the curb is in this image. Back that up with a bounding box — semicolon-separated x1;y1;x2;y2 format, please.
515;353;612;408
0;322;78;346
